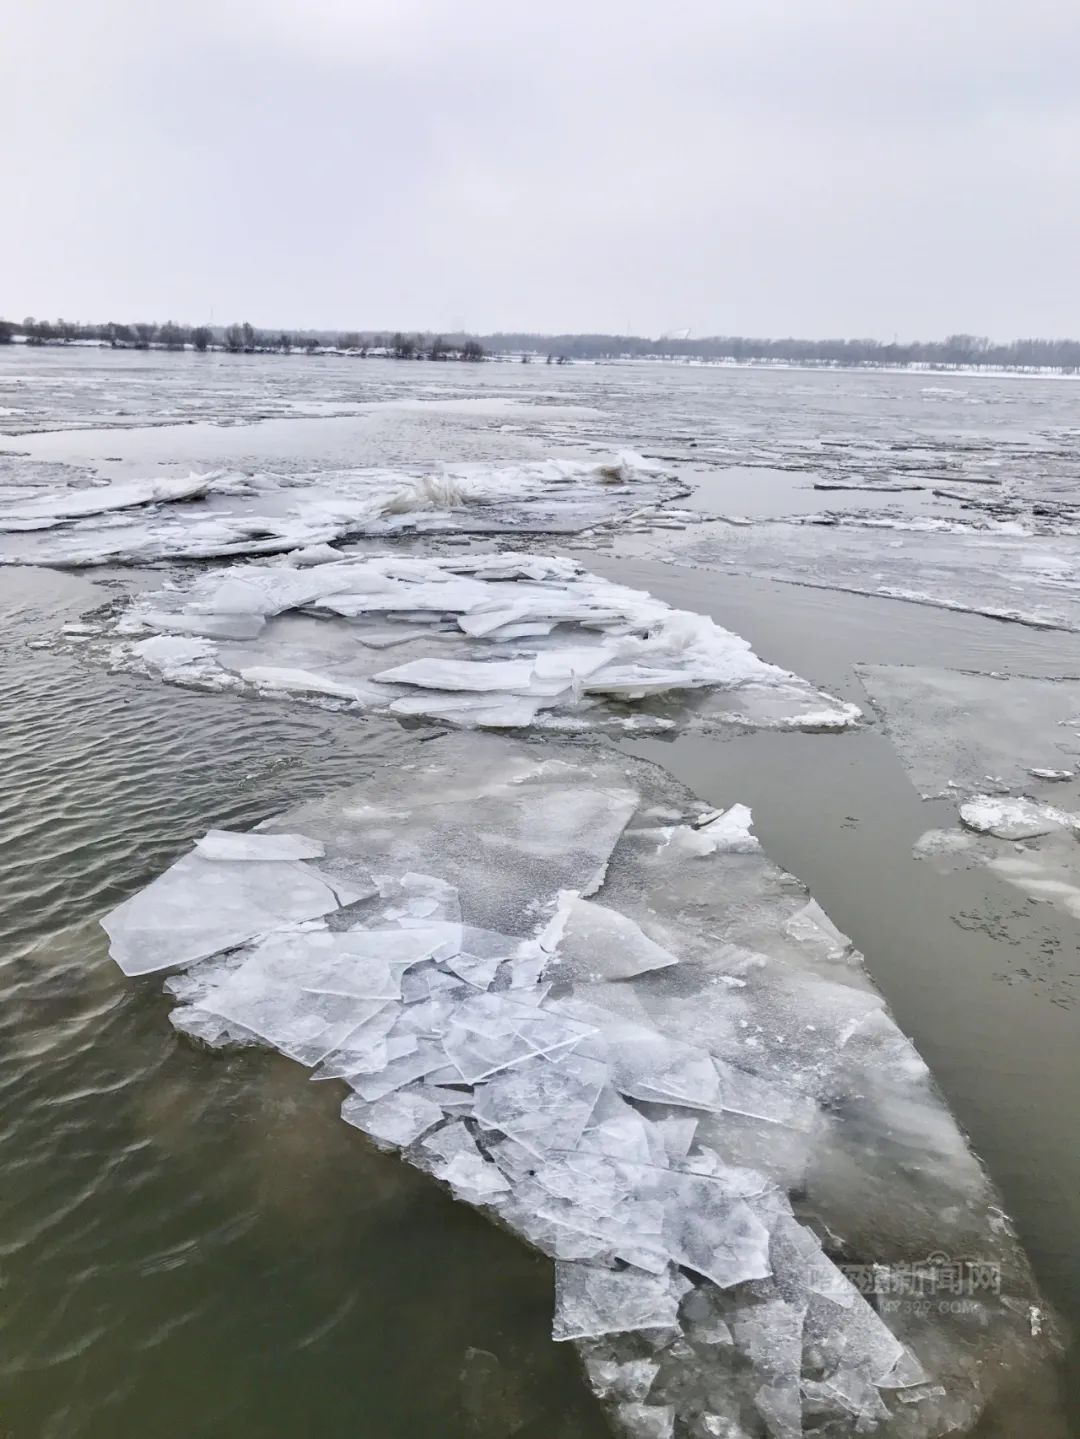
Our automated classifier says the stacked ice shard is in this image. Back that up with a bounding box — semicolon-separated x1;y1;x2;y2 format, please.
102;735;1055;1437
97;552;859;732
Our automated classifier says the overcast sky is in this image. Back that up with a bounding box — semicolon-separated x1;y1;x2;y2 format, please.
6;0;1080;338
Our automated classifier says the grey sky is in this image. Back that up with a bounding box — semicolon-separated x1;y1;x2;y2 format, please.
6;0;1080;338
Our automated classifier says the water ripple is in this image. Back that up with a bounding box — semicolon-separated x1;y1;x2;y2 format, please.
0;570;603;1439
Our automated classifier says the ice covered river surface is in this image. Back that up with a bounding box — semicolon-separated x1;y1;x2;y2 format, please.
2;347;1080;1438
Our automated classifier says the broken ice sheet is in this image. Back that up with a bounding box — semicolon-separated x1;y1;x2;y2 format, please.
182;929;420;1065
368;871;462;941
348;1041;449;1102
442;992;597;1083
279;759;640;939
614;1402;675;1439
583;1354;660;1403
340;1086;444;1150
102;848;370;975
193;829;326;862
419;1120;512;1201
713;1060;819;1131
553;1262;689;1340
98;550;860;734
473;1051;607;1158
590;1026;724;1112
311;1003;405;1079
733;1298;806;1439
661;1187;772;1290
544;894;679;983
107;734;1062;1439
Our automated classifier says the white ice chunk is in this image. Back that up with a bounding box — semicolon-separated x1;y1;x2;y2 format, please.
604;1031;724;1112
0;472;212;528
444;950;505;990
292;543;344;566
651;809;760;859
734;1299;806;1439
714;1060;819;1131
473;1052;607;1158
181;928;433;1064
547;895;679;983
553;1262;687;1340
130;634;227;685
194;830;326;862
374;657;545;694
959;795;1076;840
662;1187;772;1289
577;1090;666;1168
347;1040;449;1101
654;1115;699;1164
420;1120;512;1200
102;851;368;975
442;992;596;1083
340;1086;445;1149
238;665;369;702
311;1003;403;1079
583;1356;660;1403
614;1402;675;1439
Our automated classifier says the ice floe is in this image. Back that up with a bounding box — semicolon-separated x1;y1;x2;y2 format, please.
101;734;1056;1438
914;818;1080;923
858;665;1080;798
860;664;1080;927
93;551;859;733
0;472;212;529
0;453;688;565
665;523;1080;632
959;796;1077;841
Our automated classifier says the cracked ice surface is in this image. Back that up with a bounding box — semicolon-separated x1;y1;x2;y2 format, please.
101;735;1054;1438
0;452;687;566
95;551;859;733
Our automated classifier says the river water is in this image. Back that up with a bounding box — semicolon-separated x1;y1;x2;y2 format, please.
1;348;1079;1436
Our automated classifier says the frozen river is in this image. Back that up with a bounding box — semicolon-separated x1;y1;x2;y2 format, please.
2;347;1079;1437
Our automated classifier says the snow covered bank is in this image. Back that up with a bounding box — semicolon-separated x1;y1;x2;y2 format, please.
0;453;687;566
101;736;1057;1438
95;552;860;733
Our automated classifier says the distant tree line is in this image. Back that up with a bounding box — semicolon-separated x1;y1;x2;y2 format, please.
5;318;1080;372
1;317;486;361
481;331;1080;372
